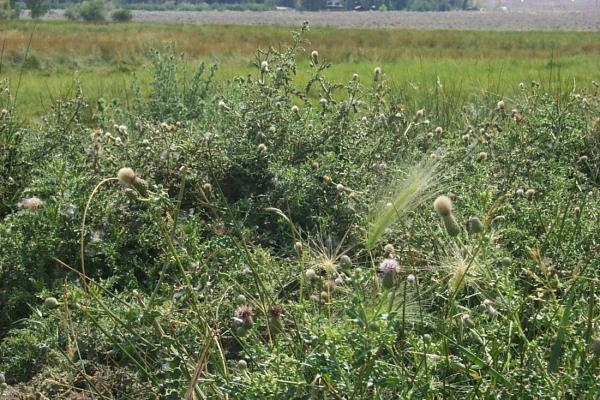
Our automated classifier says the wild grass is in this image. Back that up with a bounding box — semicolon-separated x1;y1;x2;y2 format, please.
1;23;600;399
2;21;600;118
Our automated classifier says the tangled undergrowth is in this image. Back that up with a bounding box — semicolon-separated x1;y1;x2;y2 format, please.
1;24;600;399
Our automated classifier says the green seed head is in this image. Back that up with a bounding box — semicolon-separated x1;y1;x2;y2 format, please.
468;216;484;234
443;214;461;237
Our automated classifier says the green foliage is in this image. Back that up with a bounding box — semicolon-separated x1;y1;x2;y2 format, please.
111;8;132;22
25;0;48;18
66;0;106;21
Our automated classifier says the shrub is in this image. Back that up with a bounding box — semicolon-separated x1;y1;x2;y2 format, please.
111;8;132;22
78;0;106;21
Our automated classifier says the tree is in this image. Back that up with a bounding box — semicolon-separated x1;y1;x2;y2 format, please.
25;0;48;18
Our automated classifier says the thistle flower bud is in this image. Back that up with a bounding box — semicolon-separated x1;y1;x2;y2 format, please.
442;214;461;237
305;268;317;281
384;243;394;254
461;313;473;326
17;196;44;211
320;98;328;106
526;188;536;201
260;60;269;72
497;100;505;111
373;67;382;81
336;183;345;192
468;216;484;234
324;280;336;292
339;255;352;268
44;297;60;309
311;50;319;64
291;105;299;114
378;258;400;289
117;167;136;185
500;257;511;267
483;299;497;316
234;305;254;329
433;195;453;217
238;359;248;369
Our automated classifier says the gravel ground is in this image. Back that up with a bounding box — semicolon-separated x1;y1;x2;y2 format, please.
34;0;600;31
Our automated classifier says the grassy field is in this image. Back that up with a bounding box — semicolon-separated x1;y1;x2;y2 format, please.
2;21;600;118
1;20;600;399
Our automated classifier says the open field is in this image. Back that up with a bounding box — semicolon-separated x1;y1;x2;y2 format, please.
2;22;600;119
26;0;600;31
1;18;600;399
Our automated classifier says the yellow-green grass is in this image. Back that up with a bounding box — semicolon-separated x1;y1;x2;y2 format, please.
3;21;600;118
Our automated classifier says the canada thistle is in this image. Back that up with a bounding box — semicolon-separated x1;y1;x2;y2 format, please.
378;258;400;289
468;216;484;234
339;254;352;269
268;304;284;333
260;60;269;73
44;297;60;309
373;67;382;81
526;188;536;201
311;50;319;65
434;195;460;237
497;100;505;111
17;196;44;211
305;268;317;281
234;305;254;336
